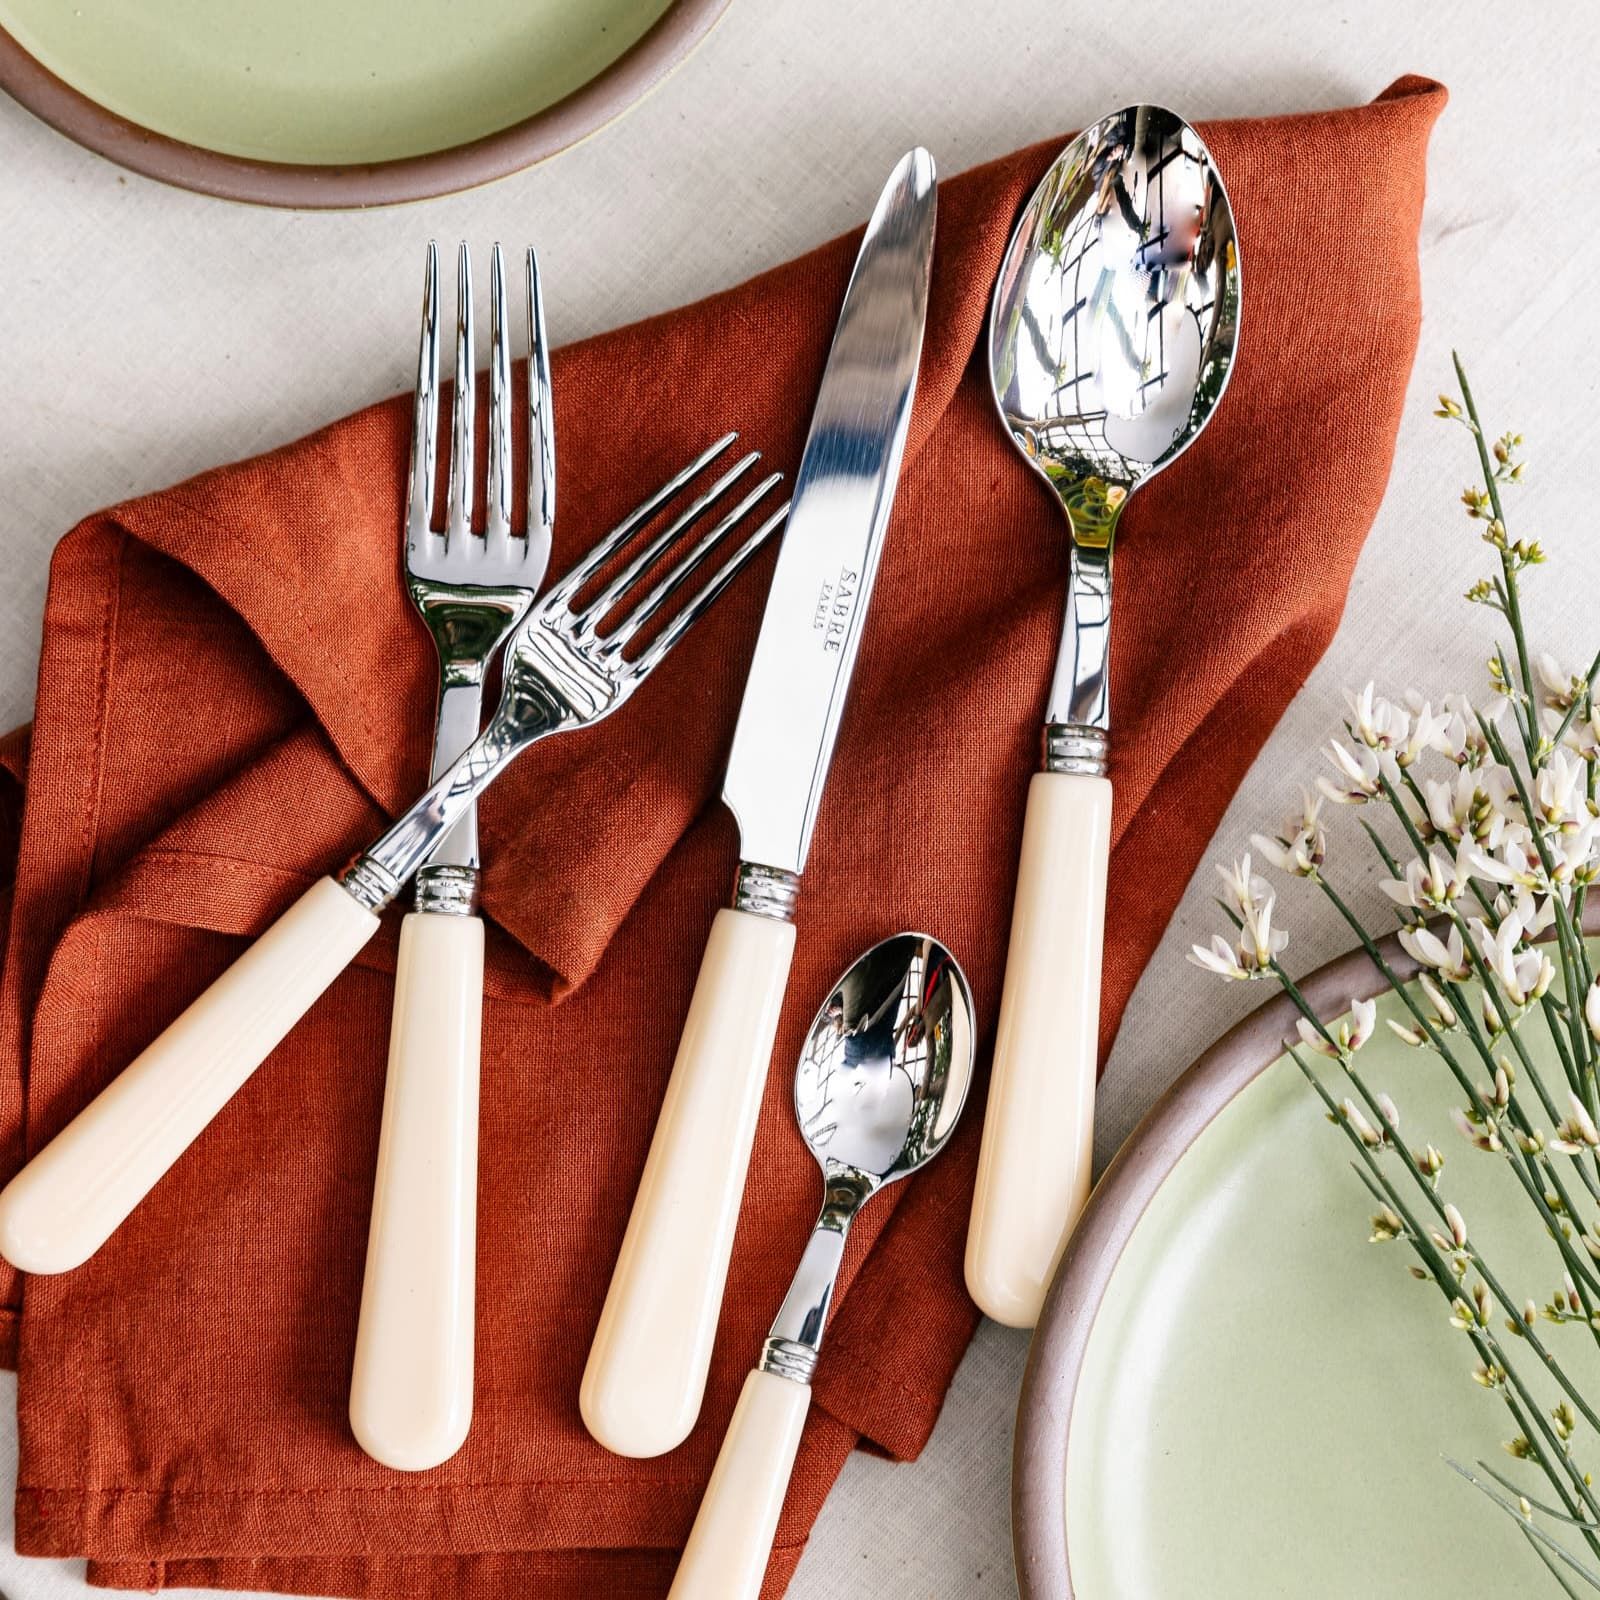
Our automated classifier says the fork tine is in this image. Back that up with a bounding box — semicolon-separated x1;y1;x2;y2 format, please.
526;248;555;578
571;451;761;636
484;244;512;556
446;243;475;551
546;432;739;606
624;499;790;681
406;242;441;544
595;471;782;653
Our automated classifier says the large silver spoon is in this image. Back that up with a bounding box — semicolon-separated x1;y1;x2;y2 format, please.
968;106;1240;1328
668;932;975;1600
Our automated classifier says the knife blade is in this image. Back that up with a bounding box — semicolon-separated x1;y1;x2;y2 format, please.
580;148;938;1460
722;147;937;882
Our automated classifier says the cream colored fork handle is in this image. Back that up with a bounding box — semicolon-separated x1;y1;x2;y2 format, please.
0;878;379;1275
349;911;482;1471
668;1368;810;1600
965;771;1111;1328
581;907;796;1458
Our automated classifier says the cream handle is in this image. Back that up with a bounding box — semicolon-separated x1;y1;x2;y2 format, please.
581;906;796;1458
668;1367;810;1600
349;911;482;1471
0;877;379;1275
965;771;1111;1328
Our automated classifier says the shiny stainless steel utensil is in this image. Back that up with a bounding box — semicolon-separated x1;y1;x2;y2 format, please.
581;148;938;1460
668;932;974;1600
349;240;554;1475
967;106;1240;1328
0;438;788;1277
406;240;555;912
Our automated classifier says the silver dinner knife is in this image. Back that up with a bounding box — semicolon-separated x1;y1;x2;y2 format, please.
580;147;938;1459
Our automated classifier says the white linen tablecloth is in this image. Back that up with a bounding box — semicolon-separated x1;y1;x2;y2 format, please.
1;1;1597;1592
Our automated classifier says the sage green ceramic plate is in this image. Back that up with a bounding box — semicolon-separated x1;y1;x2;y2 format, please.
0;0;730;206
1015;931;1600;1598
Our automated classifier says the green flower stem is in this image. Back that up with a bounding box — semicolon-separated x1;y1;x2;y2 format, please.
1534;992;1600;1201
1376;766;1432;860
1254;943;1431;1217
1434;891;1600;1215
1548;654;1600;754
1436;983;1600;1337
1289;1042;1600;1537
1557;891;1597;1014
1304;875;1600;1308
1343;1132;1600;1441
1454;353;1538;747
1271;966;1600;1426
1525;1532;1596;1600
1437;946;1600;1312
1572;918;1595;998
1297;886;1600;1437
1520;1007;1600;1206
1447;1459;1600;1586
1538;994;1587;1105
1477;1458;1599;1525
1367;753;1600;1223
1315;874;1600;1267
1223;901;1429;1211
1468;711;1600;1194
1268;958;1446;1219
1481;718;1597;1095
1361;817;1405;879
1578;755;1596;932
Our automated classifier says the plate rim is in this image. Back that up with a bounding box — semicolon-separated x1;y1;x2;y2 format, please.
1011;925;1426;1600
0;0;732;208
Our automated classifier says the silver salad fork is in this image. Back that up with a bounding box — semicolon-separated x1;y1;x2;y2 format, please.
348;240;554;1473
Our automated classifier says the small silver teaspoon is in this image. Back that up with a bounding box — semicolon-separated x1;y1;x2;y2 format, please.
668;932;975;1600
968;106;1240;1329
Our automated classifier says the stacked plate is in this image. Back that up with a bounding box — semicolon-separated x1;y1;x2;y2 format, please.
0;0;730;204
1016;932;1597;1598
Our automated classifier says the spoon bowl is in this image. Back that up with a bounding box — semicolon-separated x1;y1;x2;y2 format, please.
794;931;974;1186
989;104;1239;555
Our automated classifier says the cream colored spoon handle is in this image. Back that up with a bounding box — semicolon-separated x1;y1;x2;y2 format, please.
582;906;796;1458
668;1367;810;1600
966;770;1111;1328
349;910;482;1471
0;877;379;1275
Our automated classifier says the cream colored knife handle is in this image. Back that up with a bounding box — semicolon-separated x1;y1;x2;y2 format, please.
0;877;379;1275
966;771;1111;1328
350;911;482;1471
668;1367;810;1600
582;906;796;1458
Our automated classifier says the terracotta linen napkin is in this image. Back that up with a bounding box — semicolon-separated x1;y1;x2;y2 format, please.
0;77;1444;1597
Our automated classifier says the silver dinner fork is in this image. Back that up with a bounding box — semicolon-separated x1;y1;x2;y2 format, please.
408;239;553;915
347;240;553;1473
0;439;788;1282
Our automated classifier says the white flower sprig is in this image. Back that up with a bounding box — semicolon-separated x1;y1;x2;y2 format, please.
1251;789;1326;877
1186;855;1286;980
1192;363;1600;1586
1298;995;1377;1059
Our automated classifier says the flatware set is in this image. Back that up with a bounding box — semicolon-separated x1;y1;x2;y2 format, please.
0;114;1240;1551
